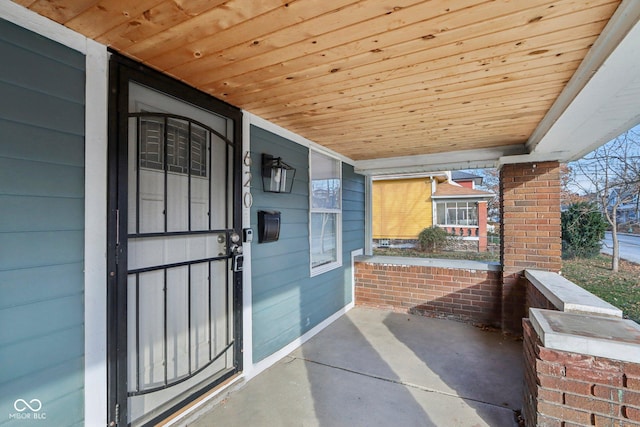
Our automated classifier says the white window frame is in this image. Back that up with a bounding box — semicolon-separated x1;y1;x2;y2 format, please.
309;150;342;276
435;200;479;226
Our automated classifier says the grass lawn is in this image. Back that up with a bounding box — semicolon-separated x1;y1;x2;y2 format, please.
562;254;640;323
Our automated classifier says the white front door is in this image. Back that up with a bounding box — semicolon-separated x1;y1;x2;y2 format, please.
124;83;239;425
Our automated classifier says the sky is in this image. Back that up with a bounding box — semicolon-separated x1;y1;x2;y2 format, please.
464;123;640;196
567;123;640;195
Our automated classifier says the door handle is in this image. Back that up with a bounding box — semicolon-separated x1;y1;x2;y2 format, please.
229;231;243;271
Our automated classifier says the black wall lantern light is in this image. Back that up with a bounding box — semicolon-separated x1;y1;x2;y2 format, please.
262;153;296;193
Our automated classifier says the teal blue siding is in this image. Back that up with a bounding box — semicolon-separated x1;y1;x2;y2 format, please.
250;126;365;362
0;19;85;426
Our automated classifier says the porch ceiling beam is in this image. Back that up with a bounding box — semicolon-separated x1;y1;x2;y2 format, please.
354;144;526;176
526;0;640;161
498;151;572;166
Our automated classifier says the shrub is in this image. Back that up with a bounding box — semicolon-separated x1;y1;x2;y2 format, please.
561;202;607;259
417;226;449;252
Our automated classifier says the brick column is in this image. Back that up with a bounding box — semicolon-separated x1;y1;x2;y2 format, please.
500;162;562;334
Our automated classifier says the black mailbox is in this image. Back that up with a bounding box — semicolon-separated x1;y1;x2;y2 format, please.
258;210;281;243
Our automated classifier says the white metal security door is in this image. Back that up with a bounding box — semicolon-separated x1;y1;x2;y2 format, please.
125;83;238;425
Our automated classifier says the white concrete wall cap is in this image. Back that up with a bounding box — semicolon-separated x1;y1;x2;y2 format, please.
530;308;640;364
525;269;622;318
356;255;500;271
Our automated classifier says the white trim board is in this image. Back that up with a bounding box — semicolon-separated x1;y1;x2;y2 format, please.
351;248;364;303
241;112;254;378
247;247;361;380
249;303;355;380
246;111;356;166
354;144;526;176
0;0;88;53
1;3;110;426
83;39;109;427
526;0;640;160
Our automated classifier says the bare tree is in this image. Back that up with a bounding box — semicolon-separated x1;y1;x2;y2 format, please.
560;163;588;206
476;165;581;217
571;129;640;272
476;168;500;220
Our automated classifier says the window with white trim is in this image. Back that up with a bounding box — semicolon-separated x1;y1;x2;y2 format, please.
310;150;342;275
139;116;208;177
436;201;478;226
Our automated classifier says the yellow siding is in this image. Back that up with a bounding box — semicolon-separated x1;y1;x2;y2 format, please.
372;178;433;239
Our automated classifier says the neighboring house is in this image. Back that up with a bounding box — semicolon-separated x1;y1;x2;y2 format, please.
450;170;484;188
608;188;640;224
373;171;493;251
618;200;639;224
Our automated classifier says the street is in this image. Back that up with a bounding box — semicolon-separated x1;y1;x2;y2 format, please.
601;232;640;264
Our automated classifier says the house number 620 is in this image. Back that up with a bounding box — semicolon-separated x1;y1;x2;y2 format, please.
243;151;253;208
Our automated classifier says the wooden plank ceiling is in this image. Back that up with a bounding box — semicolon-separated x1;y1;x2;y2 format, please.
16;0;621;161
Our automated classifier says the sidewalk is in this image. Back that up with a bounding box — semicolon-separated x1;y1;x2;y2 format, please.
601;231;640;264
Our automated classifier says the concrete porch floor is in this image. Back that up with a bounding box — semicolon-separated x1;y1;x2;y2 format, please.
183;307;523;427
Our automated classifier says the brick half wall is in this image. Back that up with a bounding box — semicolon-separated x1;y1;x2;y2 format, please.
524;319;640;427
526;277;559;312
354;258;501;327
